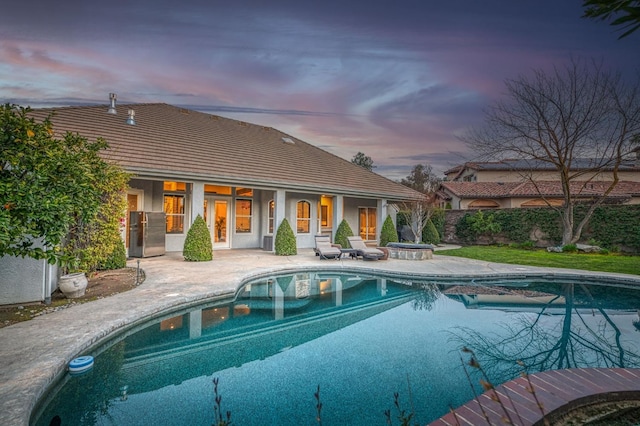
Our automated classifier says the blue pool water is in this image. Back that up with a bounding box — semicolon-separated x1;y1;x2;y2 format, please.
33;273;640;425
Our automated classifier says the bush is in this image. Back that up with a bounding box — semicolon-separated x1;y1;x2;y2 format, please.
183;215;212;261
99;239;126;270
562;243;578;253
422;219;440;245
334;219;354;249
510;240;535;250
456;210;501;243
380;215;398;247
275;218;297;255
430;208;445;241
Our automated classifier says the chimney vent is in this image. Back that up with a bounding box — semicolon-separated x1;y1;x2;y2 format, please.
107;93;117;114
126;109;136;125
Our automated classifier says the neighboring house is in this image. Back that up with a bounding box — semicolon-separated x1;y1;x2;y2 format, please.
439;158;640;209
0;99;421;305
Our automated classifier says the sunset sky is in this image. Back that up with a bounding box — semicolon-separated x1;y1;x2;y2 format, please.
1;1;638;180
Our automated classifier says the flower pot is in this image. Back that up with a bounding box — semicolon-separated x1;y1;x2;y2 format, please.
59;273;88;298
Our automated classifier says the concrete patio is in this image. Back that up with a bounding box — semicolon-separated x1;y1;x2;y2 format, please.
2;247;640;425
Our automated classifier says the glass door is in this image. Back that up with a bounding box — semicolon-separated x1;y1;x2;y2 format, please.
205;198;230;248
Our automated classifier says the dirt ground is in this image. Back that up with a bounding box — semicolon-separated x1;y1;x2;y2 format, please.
0;267;145;328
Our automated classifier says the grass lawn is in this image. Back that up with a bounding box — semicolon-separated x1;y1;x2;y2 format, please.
440;245;640;276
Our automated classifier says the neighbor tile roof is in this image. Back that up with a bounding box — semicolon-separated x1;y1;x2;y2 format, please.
444;158;640;176
28;103;421;201
441;180;640;199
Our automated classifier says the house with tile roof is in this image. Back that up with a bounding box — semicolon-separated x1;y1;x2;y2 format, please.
1;99;421;305
439;158;640;209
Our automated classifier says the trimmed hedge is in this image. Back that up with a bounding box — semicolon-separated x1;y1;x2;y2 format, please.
380;215;398;247
422;219;440;245
334;219;354;248
183;215;213;261
275;218;297;255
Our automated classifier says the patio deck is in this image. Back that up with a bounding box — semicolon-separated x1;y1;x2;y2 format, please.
429;367;640;425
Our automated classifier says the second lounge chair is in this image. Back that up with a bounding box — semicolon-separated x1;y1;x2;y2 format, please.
347;236;385;260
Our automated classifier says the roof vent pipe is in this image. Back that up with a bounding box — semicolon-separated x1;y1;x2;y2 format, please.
107;93;117;114
126;109;136;125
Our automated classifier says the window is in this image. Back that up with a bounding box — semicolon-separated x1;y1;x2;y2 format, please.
320;205;328;227
164;194;185;233
235;199;252;233
358;207;377;240
164;181;187;192
297;201;311;233
236;187;253;197
164;181;186;233
204;184;232;195
268;200;275;234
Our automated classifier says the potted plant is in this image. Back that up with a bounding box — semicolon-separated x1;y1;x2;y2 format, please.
215;216;226;241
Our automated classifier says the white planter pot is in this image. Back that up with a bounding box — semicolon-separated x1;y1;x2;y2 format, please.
59;273;88;298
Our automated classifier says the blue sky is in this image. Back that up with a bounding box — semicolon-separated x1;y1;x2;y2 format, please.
1;1;638;180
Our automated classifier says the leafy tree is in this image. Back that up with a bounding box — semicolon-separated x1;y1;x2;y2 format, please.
379;215;398;247
334;219;354;249
0;104;117;267
399;164;441;194
274;218;297;255
183;215;213;261
582;0;640;39
351;152;375;171
398;194;437;243
63;161;130;273
462;59;640;245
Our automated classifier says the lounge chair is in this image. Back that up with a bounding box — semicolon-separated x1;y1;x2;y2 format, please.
314;235;342;259
347;236;385;260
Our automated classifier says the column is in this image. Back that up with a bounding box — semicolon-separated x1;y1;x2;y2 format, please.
191;182;205;223
333;195;343;240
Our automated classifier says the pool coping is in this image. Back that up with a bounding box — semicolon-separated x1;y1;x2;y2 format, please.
2;248;640;425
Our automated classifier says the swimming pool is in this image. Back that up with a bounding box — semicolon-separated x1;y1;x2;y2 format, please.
33;273;640;425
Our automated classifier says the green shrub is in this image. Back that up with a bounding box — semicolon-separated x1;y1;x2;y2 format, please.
334;219;354;248
422;218;440;245
562;243;578;253
380;215;398;247
430;208;445;241
514;240;536;250
275;218;297;255
100;239;126;270
183;215;212;261
456;210;501;242
453;205;640;253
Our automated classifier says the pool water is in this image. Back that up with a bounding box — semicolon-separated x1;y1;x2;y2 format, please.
33;273;640;425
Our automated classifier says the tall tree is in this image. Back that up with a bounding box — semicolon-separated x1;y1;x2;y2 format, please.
351;151;375;171
400;163;441;194
582;0;640;39
398;164;441;243
462;59;640;245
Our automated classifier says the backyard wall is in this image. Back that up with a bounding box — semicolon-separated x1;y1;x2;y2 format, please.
443;204;640;253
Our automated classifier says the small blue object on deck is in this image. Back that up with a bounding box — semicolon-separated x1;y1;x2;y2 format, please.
69;356;94;374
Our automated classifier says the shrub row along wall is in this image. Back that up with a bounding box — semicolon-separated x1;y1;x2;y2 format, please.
443;204;640;253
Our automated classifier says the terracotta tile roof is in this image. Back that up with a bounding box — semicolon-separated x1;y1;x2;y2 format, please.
27;103;422;201
444;158;640;176
441;180;640;199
